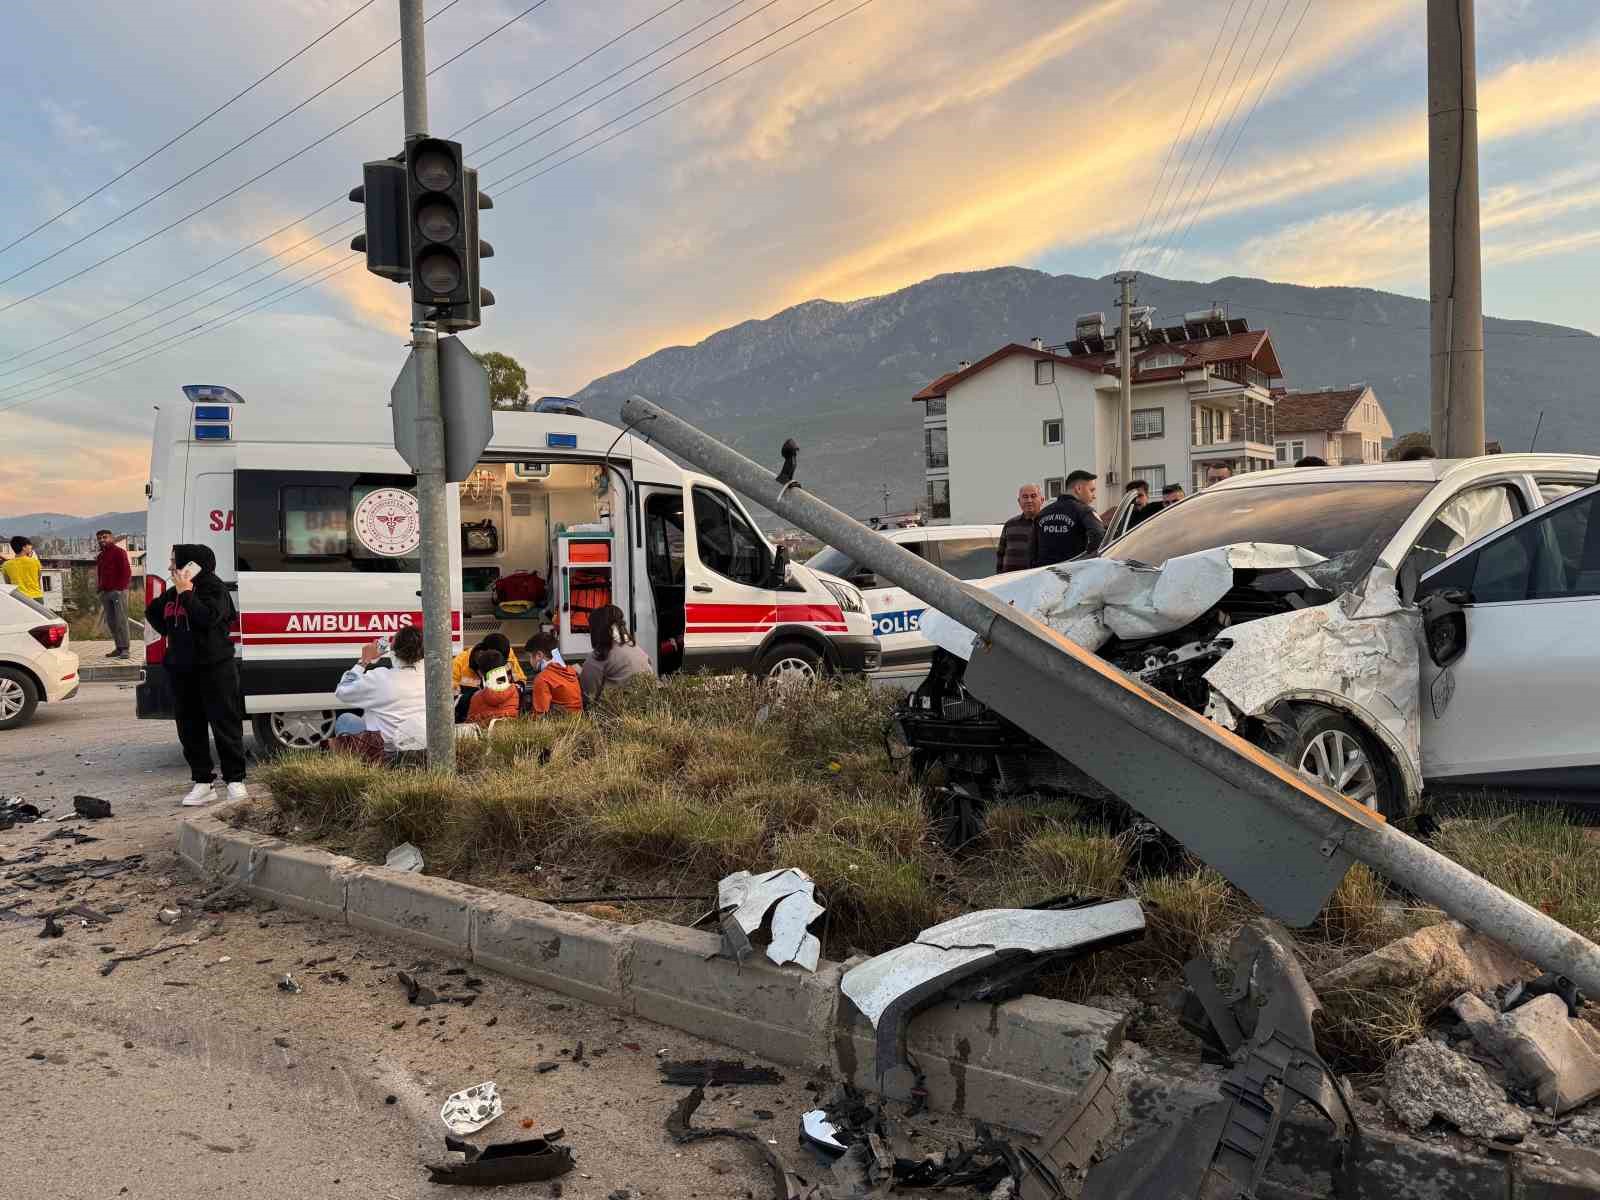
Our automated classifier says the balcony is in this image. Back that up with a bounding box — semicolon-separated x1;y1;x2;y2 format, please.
1189;439;1274;462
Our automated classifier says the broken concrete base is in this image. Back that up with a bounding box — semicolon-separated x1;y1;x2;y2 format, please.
1385;1038;1532;1141
1315;920;1535;1012
1454;992;1600;1115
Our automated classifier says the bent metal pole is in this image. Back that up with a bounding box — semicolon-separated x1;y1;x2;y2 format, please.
619;394;1600;998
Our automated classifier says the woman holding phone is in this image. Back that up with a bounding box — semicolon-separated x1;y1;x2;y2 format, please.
145;544;247;806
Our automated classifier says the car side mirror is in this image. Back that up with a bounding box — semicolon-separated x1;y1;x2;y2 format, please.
848;569;877;590
765;545;791;589
1419;590;1470;668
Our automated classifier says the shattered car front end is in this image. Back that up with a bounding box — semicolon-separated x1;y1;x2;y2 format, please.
902;543;1424;819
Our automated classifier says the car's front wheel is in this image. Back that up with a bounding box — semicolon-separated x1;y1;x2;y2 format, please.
755;641;825;685
0;667;40;730
252;710;337;756
1284;706;1403;817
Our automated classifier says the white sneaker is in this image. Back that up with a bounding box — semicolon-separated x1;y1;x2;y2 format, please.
181;782;216;807
226;782;249;802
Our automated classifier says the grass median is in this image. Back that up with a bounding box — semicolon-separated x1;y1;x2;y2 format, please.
250;674;1600;1071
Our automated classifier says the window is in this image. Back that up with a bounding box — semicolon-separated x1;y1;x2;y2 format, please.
925;426;949;469
645;492;686;587
926;479;951;520
1142;352;1185;370
1275;439;1305;463
692;486;768;586
935;537;999;580
1428;490;1600;604
1134;466;1166;492
41;574;53;593
1044;477;1066;499
234;470;420;573
1195;408;1229;445
1132;408;1164;440
1539;480;1586;504
1404;484;1526;577
1035;359;1055;385
808;538;928;586
924;397;946;416
1042;419;1062;446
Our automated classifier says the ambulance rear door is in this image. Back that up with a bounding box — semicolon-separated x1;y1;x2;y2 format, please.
231;443;460;732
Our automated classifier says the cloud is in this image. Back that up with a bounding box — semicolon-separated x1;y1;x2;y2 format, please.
0;411;148;516
38;99;123;153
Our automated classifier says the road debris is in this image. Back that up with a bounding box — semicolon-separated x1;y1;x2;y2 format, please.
1452;992;1600;1115
1386;1037;1531;1141
658;1059;785;1087
384;842;424;873
156;906;181;926
99;927;215;977
1505;972;1584;1018
441;1081;503;1136
11;853;144;888
37;915;63;939
426;1131;576;1187
1315;920;1534;1012
398;969;477;1007
715;868;826;971
1013;1054;1118;1200
0;797;44;829
277;973;301;993
840;899;1145;1077
71;795;113;820
666;1084;806;1199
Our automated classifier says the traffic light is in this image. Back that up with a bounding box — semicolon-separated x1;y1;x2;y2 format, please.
349;157;408;282
404;136;473;311
436;168;495;334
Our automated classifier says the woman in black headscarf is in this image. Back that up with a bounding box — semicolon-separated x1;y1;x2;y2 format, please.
145;544;246;806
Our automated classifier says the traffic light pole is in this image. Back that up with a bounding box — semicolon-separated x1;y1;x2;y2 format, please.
399;0;455;769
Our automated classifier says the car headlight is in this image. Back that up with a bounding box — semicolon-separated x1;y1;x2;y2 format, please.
823;579;865;615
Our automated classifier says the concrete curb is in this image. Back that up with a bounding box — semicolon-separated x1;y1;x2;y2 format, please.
79;664;139;683
180;809;1600;1196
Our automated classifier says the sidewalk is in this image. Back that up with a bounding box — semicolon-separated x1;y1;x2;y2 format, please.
73;638;140;682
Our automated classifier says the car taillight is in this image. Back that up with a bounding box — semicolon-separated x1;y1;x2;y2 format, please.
29;624;67;649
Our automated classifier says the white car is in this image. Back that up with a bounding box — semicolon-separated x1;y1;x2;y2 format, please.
0;586;79;730
808;524;1002;683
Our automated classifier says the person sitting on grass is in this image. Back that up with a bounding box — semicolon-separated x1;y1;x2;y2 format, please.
466;652;521;725
579;603;654;704
452;632;525;720
526;631;583;716
332;627;426;759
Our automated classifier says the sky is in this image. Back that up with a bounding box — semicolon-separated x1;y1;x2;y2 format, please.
3;0;1599;515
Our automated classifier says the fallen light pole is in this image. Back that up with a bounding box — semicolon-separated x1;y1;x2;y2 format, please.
620;395;1600;998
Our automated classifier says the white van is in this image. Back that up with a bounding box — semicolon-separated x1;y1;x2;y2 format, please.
806;523;1002;685
140;385;879;751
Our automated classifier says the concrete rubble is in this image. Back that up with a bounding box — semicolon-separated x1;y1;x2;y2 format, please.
1385;1038;1532;1141
1315;920;1535;1012
1453;992;1600;1115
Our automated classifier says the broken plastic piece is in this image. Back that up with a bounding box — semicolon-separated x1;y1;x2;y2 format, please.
277;973;301;993
427;1132;575;1186
666;1084;807;1200
714;867;826;971
441;1081;503;1136
385;842;424;873
840;900;1145;1078
801;1109;849;1156
658;1059;785;1087
157;906;181;926
72;795;113;820
1014;1053;1117;1200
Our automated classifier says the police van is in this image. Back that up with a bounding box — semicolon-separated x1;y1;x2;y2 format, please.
141;385;879;751
806;523;1001;685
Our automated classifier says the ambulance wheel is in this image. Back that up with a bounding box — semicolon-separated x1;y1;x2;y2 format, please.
253;710;337;756
0;667;39;730
756;641;825;684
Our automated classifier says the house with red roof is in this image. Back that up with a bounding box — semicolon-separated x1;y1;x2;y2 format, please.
1270;384;1393;466
912;306;1288;522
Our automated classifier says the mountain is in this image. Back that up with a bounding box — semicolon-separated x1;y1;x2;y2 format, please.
0;510;146;539
575;267;1600;521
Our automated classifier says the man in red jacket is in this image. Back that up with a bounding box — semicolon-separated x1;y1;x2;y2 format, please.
95;530;133;659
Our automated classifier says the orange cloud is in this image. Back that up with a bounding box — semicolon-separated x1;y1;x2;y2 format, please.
0;411;148;516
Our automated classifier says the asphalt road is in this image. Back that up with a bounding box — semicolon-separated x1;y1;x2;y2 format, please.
0;684;982;1198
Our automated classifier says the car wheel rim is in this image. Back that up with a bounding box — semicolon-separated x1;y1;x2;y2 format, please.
271;710;335;749
1299;728;1378;807
0;679;24;720
768;657;816;684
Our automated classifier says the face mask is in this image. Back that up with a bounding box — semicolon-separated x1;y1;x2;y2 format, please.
483;666;512;691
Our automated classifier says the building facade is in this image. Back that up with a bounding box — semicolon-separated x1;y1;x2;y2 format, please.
913;311;1286;524
1271;385;1393;465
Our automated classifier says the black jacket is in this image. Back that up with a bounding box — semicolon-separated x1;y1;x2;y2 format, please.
146;543;236;669
1033;495;1105;566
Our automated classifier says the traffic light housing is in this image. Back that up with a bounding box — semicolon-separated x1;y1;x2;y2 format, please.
349;157;408;282
436;168;495;334
404;136;473;311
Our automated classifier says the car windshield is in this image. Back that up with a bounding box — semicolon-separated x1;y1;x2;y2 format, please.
805;546;856;578
1103;479;1436;590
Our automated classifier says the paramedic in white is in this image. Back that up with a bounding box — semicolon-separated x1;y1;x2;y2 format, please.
334;626;427;753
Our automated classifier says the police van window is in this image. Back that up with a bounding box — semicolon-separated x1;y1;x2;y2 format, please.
935;536;998;580
692;486;767;586
235;470;420;573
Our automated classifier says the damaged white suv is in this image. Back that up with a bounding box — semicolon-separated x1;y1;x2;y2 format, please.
903;454;1600;817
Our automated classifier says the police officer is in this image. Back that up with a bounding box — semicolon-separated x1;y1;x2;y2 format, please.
1034;470;1105;566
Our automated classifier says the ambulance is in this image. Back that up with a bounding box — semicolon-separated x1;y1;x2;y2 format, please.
140;385;879;752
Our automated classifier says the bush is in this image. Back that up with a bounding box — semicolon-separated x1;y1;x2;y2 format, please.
259;753;383;830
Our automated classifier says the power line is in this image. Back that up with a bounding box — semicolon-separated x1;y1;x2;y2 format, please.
1143;0;1274;272
1118;0;1240;270
0;0;553;315
1164;0;1312;272
487;0;851;190
0;0;381;260
1157;0;1298;273
1132;0;1257;270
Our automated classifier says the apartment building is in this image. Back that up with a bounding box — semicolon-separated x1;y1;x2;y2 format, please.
1271;385;1393;465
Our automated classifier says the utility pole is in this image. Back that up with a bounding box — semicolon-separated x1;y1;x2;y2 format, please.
1114;271;1137;486
1428;0;1485;458
881;483;891;516
399;0;455;769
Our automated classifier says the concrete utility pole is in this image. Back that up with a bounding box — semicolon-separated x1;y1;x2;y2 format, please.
399;0;455;769
1428;0;1486;458
1114;271;1137;485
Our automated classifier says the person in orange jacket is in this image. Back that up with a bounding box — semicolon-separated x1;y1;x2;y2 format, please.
525;632;582;716
465;652;521;725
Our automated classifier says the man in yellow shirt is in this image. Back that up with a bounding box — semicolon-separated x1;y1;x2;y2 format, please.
2;537;43;601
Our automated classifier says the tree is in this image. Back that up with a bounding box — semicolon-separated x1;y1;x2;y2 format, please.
474;351;529;410
1386;431;1432;461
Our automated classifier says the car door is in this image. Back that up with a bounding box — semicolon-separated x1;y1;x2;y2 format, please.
680;479;777;670
1417;484;1600;790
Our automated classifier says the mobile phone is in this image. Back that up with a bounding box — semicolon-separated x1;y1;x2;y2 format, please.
376;635;392;656
180;561;202;581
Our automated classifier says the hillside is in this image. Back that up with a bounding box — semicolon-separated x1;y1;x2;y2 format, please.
0;510;146;539
576;267;1599;520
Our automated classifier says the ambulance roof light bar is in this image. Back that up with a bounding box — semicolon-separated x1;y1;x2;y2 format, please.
181;385;246;405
